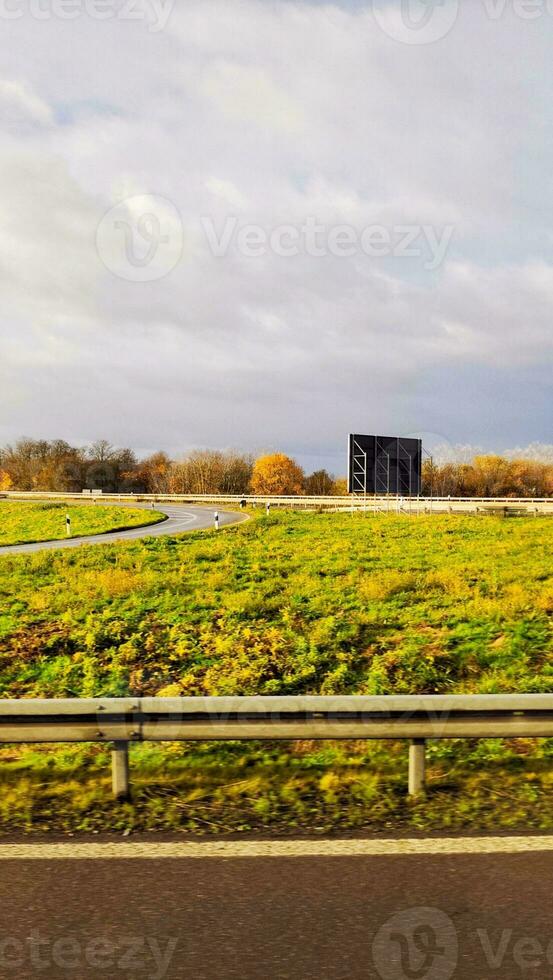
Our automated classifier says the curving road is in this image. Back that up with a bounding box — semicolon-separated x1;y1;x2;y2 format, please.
0;503;247;556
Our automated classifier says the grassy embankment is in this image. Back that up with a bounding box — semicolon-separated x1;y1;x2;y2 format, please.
0;510;552;834
0;502;164;546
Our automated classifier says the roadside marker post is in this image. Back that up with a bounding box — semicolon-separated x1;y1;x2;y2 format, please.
112;742;130;802
409;739;426;797
66;514;71;537
266;502;271;516
214;512;219;531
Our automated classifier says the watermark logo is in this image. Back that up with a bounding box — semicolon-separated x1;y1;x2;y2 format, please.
201;216;454;271
96;203;454;278
0;929;177;977
0;0;175;32
96;194;183;282
372;0;459;45
372;907;458;980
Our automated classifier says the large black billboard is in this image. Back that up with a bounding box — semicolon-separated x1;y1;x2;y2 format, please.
348;434;422;496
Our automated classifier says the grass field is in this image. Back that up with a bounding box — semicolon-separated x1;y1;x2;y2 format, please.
0;502;164;546
1;510;552;834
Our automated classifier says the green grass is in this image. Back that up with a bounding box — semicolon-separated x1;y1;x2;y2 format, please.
0;502;164;546
0;510;552;834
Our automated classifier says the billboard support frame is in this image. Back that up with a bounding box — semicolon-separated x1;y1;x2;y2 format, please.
348;434;422;498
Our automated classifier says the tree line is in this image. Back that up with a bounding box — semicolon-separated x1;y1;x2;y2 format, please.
423;455;553;498
0;439;345;496
1;439;551;497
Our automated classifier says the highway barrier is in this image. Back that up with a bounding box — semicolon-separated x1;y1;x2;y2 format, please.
3;490;553;516
2;694;553;801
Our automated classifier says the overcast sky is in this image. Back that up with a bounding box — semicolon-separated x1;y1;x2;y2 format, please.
0;0;552;473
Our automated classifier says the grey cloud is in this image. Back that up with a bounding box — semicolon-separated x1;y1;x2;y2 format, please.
0;0;552;468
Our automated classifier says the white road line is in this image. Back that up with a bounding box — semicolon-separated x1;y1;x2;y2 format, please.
163;514;199;529
1;837;553;860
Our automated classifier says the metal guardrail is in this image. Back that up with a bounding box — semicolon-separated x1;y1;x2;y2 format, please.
2;695;553;801
3;491;553;503
3;491;553;515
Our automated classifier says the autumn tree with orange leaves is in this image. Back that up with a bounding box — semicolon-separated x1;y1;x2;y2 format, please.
0;469;12;491
250;453;305;495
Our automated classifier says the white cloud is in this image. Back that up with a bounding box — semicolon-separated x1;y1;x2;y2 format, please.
0;78;53;128
0;148;100;322
201;61;305;134
0;0;552;460
204;176;248;210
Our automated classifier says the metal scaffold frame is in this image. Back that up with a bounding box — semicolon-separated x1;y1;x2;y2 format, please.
351;437;369;496
397;438;418;497
350;435;422;498
375;437;391;496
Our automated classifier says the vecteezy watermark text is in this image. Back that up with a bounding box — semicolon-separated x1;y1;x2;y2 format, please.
0;0;174;32
0;929;177;978
95;194;455;281
201;216;454;271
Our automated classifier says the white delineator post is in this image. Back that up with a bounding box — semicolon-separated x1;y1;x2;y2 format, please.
66;514;71;537
214;512;219;531
266;502;271;516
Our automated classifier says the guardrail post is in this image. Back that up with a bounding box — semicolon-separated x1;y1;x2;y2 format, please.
112;742;130;802
408;739;426;796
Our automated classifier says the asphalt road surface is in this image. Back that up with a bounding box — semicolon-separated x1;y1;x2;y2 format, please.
0;503;247;555
0;837;552;979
